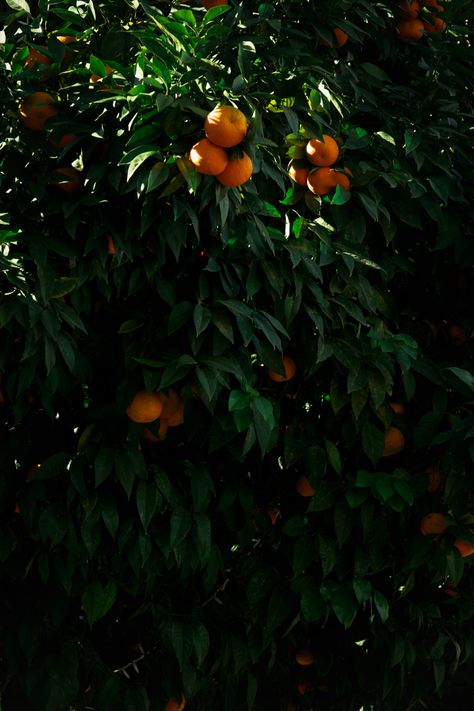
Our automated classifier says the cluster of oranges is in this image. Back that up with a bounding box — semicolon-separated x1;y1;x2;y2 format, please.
396;0;447;41
18;91;81;193
188;105;253;188
287;134;351;197
420;512;474;558
126;389;185;440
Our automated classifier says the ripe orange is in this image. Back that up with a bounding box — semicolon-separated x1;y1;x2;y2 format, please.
423;0;444;10
423;15;446;32
25;47;51;69
449;325;467;346
425;466;442;492
396;18;424;40
333;28;348;46
19;92;58;131
307;168;350;196
166;403;185;427
453;539;474;558
268;507;280;525
106;234;116;255
200;0;228;9
164;694;186;711
397;0;420;18
297;680;314;695
295;475;315;497
90;64;114;84
189;138;229;175
53;167;82;194
204;105;248;148
420;512;448;535
143;419;169;442
389;402;405;414
216;152;252;187
305;135;339;166
268;355;297;382
49;133;77;148
382;426;405;457
126;391;163;423
288;160;310;186
295;649;314;666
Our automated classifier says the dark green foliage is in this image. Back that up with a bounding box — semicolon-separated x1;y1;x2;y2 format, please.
1;0;473;709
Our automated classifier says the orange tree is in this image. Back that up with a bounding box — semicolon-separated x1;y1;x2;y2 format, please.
1;0;473;709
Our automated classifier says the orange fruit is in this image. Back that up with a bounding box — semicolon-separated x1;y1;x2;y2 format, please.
268;355;297;382
424;0;444;10
396;18;424;40
204;105;248;148
189;138;229;175
423;15;446;32
90;64;114;84
126;391;163;423
106;234;116;255
295;649;314;666
14;502;21;514
449;324;467;346
420;512;448;535
295;475;315;497
53;167;82;194
288;160;310;186
333;28;348;46
19;92;58;131
200;0;228;9
397;0;420;18
25;47;51;69
307;168;350;196
425;466;442;492
443;585;459;598
382;426;405;457
389;402;405;414
49;133;77;148
297;680;314;695
164;694;186;711
216;152;252;187
305;135;339;166
167;404;185;427
143;419;169;442
453;539;474;558
268;507;280;525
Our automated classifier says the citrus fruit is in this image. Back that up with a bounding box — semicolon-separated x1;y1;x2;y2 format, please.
295;649;314;666
295;475;315;497
297;680;314;695
453;539;474;557
143;419;169;442
382;426;405;457
397;0;420;18
305;134;339;166
204;105;248;148
189;138;229;175
19;92;58;131
25;47;51;69
449;325;467;346
423;15;446;32
307;168;350;196
389;402;405;414
201;0;228;9
90;64;114;84
268;507;280;525
53;167;82;194
126;391;163;423
420;513;448;535
288;160;310;186
425;466;442;492
268;355;297;382
396;18;424;40
423;0;444;10
216;152;252;187
106;234;116;255
164;694;186;711
333;28;348;46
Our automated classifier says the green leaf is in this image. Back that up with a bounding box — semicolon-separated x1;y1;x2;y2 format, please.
353;578;372;604
6;0;30;12
115;452;135;500
82;580;117;626
308;481;338;512
193;622;210;667
373;590;390;623
331;588;357;628
362;423;384;466
170;507;192;548
301;585;326;622
193;304;212;337
136;480;158;532
267;584;294;633
326;440;342;474
95;448;115;487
